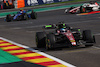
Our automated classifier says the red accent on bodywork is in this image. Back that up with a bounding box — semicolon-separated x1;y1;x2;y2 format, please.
95;2;99;6
64;30;76;46
69;7;80;13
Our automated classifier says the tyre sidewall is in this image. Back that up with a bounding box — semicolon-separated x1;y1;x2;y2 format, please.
36;32;46;48
82;30;94;43
31;12;37;19
6;14;12;22
46;34;56;49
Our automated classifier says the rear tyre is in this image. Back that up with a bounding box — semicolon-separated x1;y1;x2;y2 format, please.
22;13;28;20
16;16;21;21
6;14;12;22
36;32;46;48
80;6;86;13
30;11;37;19
46;34;56;50
82;30;95;47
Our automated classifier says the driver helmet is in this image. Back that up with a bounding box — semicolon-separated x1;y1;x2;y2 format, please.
57;21;64;29
20;9;23;11
60;28;67;33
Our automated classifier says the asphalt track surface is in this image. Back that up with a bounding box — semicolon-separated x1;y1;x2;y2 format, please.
0;9;100;67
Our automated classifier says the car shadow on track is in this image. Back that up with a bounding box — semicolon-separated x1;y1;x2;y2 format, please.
31;45;92;52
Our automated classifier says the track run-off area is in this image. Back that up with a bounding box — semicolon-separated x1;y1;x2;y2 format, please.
0;3;100;67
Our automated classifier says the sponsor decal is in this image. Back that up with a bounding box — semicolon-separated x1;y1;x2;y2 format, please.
27;0;39;6
25;0;74;7
42;0;54;4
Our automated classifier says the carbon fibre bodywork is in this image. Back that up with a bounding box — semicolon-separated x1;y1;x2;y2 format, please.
36;24;95;50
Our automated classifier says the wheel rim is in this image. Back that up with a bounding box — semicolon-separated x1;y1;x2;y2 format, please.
82;8;86;12
46;39;51;50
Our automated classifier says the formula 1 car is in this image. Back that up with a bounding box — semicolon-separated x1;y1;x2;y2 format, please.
36;22;95;50
6;10;37;22
65;1;100;14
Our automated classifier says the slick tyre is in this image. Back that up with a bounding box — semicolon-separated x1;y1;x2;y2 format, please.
80;6;86;13
31;11;37;19
6;14;12;22
16;16;21;21
82;30;95;46
36;32;46;48
22;13;28;20
46;34;56;50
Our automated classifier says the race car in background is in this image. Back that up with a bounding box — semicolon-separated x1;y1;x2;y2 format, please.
65;1;100;14
36;22;95;50
6;9;37;22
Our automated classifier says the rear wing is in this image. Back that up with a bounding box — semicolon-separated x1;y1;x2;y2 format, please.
43;24;56;29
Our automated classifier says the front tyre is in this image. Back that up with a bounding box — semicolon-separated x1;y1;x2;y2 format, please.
6;14;12;22
30;11;37;19
80;6;86;13
16;16;21;21
36;32;46;48
46;34;56;50
64;9;68;13
22;13;28;20
82;30;95;47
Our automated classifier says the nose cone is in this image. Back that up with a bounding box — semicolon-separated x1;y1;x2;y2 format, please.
64;31;77;46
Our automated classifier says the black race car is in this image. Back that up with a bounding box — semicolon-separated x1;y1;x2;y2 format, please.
36;22;95;50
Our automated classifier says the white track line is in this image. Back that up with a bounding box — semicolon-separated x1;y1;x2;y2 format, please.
94;33;100;35
0;37;76;67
